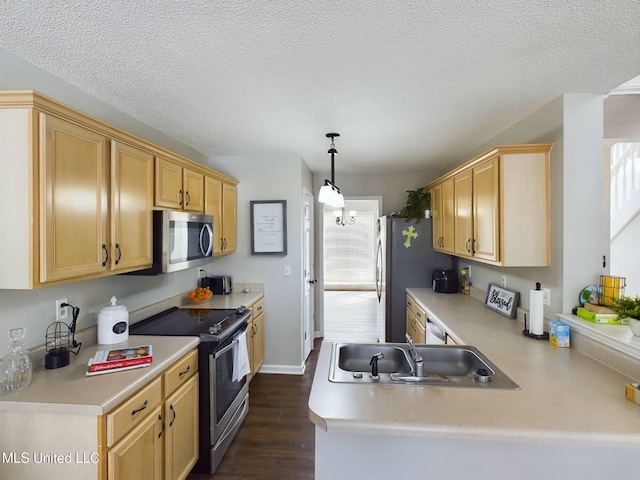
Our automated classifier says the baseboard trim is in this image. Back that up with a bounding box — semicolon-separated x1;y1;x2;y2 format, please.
258;363;306;375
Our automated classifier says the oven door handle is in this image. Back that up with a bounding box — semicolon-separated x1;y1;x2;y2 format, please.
214;331;246;359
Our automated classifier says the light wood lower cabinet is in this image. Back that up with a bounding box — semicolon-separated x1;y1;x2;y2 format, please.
102;349;199;480
163;375;199;480
107;404;163;480
405;295;426;343
247;298;265;381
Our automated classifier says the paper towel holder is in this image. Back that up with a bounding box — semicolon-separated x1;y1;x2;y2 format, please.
522;284;549;339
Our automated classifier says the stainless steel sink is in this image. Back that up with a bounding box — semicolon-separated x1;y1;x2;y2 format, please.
328;342;520;390
337;344;413;374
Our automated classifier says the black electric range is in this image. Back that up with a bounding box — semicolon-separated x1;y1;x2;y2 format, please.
129;306;250;343
129;304;252;475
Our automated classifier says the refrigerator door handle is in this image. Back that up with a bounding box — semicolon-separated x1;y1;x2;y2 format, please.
375;239;383;302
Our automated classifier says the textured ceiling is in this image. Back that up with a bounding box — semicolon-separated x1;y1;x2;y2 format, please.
1;1;640;174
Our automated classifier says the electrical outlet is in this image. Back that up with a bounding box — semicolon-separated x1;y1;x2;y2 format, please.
542;288;551;306
56;298;69;321
501;276;507;287
198;268;207;279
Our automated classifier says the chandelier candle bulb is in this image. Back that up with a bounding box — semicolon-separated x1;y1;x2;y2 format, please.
530;282;545;336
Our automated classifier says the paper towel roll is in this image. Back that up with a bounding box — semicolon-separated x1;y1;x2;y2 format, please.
530;288;544;335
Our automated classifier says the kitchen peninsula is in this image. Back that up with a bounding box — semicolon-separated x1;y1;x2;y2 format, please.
309;288;640;479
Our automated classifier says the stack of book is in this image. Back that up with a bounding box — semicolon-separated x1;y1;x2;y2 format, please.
86;345;153;376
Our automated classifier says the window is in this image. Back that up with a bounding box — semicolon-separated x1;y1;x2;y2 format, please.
323;199;379;290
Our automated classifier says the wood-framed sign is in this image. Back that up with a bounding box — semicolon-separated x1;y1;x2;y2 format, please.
485;283;520;318
250;200;287;255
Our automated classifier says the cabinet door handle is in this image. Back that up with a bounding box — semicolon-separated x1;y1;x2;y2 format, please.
185;191;191;206
179;189;183;206
131;399;148;416
466;239;471;253
158;414;164;438
101;244;109;267
178;365;191;378
169;404;176;427
114;243;122;265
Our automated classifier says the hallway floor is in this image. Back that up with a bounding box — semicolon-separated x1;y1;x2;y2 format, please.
323;290;378;343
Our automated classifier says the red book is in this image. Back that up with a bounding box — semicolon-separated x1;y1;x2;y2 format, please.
88;345;153;372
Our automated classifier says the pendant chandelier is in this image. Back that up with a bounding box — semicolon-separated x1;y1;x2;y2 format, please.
336;207;356;226
318;133;344;208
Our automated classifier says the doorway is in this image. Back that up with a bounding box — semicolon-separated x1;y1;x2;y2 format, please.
323;198;380;342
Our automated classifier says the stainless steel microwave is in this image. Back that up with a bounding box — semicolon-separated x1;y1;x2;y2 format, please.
131;210;214;275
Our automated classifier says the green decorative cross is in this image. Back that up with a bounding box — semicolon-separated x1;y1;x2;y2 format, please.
402;225;418;248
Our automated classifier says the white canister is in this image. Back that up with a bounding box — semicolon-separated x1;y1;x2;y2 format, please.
98;296;129;345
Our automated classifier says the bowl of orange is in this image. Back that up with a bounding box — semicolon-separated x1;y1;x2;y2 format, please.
188;287;212;303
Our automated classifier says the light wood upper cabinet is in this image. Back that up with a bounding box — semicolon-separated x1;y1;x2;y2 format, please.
205;176;237;255
39;113;110;283
453;169;473;257
183;168;204;212
0;90;239;288
222;182;237;253
426;144;552;267
472;156;499;262
110;141;154;271
430;177;454;254
155;157;204;213
155;156;183;209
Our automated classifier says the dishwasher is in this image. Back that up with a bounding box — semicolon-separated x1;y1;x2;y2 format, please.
425;317;446;344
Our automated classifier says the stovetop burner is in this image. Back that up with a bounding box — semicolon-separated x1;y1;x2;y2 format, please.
129;306;250;342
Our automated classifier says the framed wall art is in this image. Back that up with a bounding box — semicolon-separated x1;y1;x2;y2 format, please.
485;283;520;318
250;200;287;255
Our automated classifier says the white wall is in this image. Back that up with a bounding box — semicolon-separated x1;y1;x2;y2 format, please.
205;154;313;372
0;49;218;357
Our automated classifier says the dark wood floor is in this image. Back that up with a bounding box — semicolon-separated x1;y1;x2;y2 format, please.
188;338;321;480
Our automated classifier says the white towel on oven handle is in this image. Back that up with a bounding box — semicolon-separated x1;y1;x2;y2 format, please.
232;328;251;381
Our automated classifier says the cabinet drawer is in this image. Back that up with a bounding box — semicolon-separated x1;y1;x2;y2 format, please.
252;298;264;319
406;296;416;315
106;376;162;447
414;305;426;327
164;349;198;396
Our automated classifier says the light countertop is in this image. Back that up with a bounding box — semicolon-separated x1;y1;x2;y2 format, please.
308;288;640;448
179;290;263;310
0;335;199;416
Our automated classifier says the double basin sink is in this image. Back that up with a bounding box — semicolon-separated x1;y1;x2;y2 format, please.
329;342;520;390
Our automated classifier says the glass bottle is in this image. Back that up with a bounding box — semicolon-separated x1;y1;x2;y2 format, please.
1;327;33;392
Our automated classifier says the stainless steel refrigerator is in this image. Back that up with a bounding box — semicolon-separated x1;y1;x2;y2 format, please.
376;216;454;343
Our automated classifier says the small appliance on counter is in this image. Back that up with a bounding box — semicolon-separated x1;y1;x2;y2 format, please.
432;268;459;293
201;275;232;295
98;296;129;345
